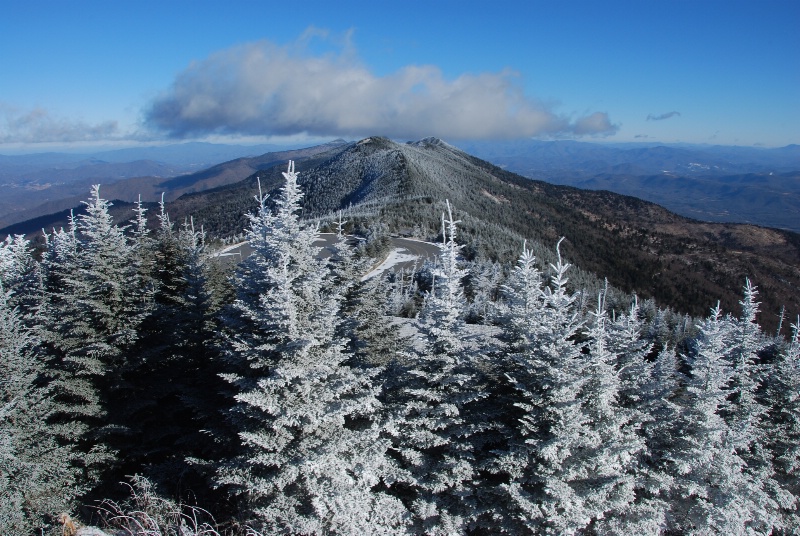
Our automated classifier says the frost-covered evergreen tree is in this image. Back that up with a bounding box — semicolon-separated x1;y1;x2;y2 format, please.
344;274;406;366
479;240;544;532
765;317;800;530
38;186;149;495
389;201;486;534
0;234;41;314
465;259;503;323
0;285;81;534
660;303;776;533
494;240;544;351
116;202;223;496
167;217;225;460
725;280;766;449
492;240;625;535
417;202;469;357
582;295;658;534
636;345;681;513
217;162;408;534
386;267;419;317
328;216;400;367
607;295;654;410
722;280;786;529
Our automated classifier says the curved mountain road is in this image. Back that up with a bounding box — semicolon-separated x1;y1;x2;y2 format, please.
391;237;441;260
213;234;441;278
360;237;442;280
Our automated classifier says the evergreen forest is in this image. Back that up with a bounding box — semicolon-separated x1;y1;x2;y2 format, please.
2;162;799;535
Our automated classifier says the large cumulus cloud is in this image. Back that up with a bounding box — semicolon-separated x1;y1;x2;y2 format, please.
145;39;617;140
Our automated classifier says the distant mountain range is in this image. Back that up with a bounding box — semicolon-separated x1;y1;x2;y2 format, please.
456;140;800;175
0;140;347;229
455;140;800;232
2;137;799;333
3;139;797;231
0;140;297;172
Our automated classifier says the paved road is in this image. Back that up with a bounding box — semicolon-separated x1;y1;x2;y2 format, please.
392;237;441;259
378;237;441;273
214;233;441;275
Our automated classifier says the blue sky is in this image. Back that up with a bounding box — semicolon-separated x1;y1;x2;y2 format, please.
1;0;798;151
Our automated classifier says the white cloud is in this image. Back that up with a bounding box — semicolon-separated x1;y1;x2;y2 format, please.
0;104;120;144
145;37;618;141
573;112;618;136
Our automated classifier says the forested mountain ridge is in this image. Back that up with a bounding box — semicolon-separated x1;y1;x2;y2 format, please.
3;136;799;333
152;136;800;334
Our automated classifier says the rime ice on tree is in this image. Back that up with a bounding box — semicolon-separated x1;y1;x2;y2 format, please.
217;162;408;534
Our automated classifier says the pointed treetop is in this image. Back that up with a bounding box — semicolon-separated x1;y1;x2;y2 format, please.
591;287;608;331
443;200;461;241
132;194;149;238
517;239;537;268
740;278;761;324
284;159;296;177
158;192;173;235
547;237;572;302
275;160;304;218
790;316;800;356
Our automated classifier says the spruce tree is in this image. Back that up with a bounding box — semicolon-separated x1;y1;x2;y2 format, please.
116;201;222;498
766;317;800;530
38;186;149;496
607;295;654;410
328;217;399;367
726;280;766;450
217;162;408;534
343;274;406;367
661;303;775;533
636;345;681;515
492;240;601;535
582;295;657;534
0;285;81;534
389;202;486;535
0;234;41;314
465;259;503;323
724;280;784;530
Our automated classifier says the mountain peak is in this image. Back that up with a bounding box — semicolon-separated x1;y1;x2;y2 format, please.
408;137;448;148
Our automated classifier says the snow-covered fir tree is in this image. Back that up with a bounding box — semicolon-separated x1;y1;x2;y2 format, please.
343;273;407;367
0;284;81;534
115;201;223;496
216;162;408;534
582;294;658;534
386;267;419;318
724;280;788;529
765;317;800;530
465;259;503;323
636;345;681;518
0;234;41;314
328;213;398;366
724;280;766;450
660;302;777;533
493;240;544;351
607;295;654;410
492;239;602;534
389;201;487;535
38;186;150;495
